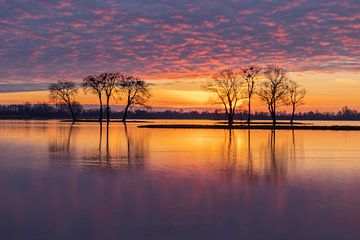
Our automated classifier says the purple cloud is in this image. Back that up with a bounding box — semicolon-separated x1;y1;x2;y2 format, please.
0;0;359;90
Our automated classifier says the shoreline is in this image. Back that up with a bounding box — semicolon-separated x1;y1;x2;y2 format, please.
0;117;360;122
137;124;360;131
60;119;151;123
1;119;360;130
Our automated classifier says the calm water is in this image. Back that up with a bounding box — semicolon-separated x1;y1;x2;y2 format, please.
0;120;360;240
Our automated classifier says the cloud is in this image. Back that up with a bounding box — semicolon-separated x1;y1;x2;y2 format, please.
0;0;359;92
0;83;49;93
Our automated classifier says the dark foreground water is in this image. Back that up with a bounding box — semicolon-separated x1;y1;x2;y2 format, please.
0;120;359;240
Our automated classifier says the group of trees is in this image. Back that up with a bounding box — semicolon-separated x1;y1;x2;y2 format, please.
49;72;151;122
206;65;306;126
48;65;307;125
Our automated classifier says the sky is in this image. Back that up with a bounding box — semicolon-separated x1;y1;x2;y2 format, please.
0;0;359;111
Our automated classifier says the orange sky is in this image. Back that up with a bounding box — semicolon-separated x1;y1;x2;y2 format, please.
0;70;359;112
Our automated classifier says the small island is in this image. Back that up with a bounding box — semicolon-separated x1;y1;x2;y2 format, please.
138;122;360;131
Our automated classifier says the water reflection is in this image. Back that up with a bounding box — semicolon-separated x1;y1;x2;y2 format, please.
48;123;72;152
267;130;286;182
47;123;295;181
1;121;360;239
13;121;354;184
48;123;76;162
3;120;355;179
222;129;254;178
223;129;236;174
48;122;147;169
45;123;300;184
216;128;294;184
247;130;254;177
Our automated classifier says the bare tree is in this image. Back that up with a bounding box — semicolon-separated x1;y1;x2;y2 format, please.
257;65;289;126
205;69;243;125
118;76;151;122
240;65;262;125
83;75;106;123
49;80;79;122
98;72;124;122
287;79;306;124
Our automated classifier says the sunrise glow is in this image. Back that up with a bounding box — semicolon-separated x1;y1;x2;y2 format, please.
0;0;359;111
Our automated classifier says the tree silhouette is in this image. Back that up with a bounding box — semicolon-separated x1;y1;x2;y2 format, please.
118;76;151;122
286;79;306;124
205;69;243;125
83;75;106;123
340;106;358;118
240;65;262;125
98;72;125;122
49;80;79;122
257;65;289;126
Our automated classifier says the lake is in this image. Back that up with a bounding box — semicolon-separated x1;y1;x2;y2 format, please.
0;120;359;239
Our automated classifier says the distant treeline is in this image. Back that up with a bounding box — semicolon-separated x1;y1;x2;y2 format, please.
0;103;359;121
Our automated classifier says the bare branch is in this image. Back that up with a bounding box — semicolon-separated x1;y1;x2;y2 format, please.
49;80;79;121
117;76;151;122
204;69;244;125
257;65;289;125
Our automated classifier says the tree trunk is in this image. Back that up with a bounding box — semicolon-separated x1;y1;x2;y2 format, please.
290;107;295;125
272;104;276;127
247;98;251;125
122;104;130;122
106;96;110;123
99;94;103;123
68;103;76;122
227;112;233;126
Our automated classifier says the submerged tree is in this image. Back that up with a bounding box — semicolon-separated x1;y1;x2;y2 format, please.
240;65;262;125
83;75;106;123
49;80;79;122
287;80;306;124
118;76;151;122
205;69;244;125
257;65;289;126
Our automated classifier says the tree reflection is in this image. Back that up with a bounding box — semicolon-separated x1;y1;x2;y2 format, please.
48;123;74;153
89;122;111;167
265;130;288;182
222;129;254;179
95;123;146;168
224;129;237;175
48;122;147;169
48;123;294;178
123;123;146;168
105;122;110;165
48;123;75;163
290;129;297;168
247;130;253;177
220;129;293;182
